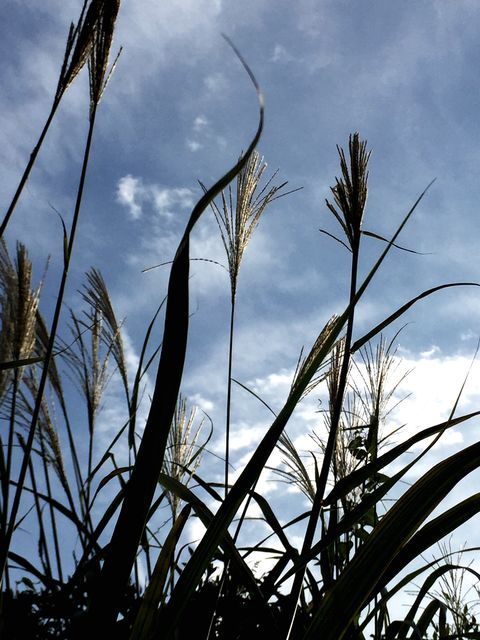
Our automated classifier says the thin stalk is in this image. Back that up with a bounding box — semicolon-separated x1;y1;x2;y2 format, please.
25;441;53;581
57;393;92;542
0;438;7;592
39;432;64;582
1;370;19;539
1;0;106;237
60;408;92;548
0;436;7;517
207;292;260;640
0;105;98;584
145;539;153;582
225;296;236;498
0;101;60;238
37;312;89;531
86;418;95;515
286;235;360;639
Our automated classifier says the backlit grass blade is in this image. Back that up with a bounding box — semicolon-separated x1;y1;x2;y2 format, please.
129;504;191;640
7;551;60;590
162;184;435;637
9;482;94;547
359;546;480;633
361;229;429;254
248;410;480;589
128;297;166;448
415;599;444;639
303;439;480;640
324;410;480;506
376;493;480;595
351;282;479;354
396;564;480;640
85;39;264;633
157;473;268;606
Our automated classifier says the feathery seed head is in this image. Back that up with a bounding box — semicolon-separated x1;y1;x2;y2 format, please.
20;369;68;487
81;267;129;401
210;150;290;300
274;432;316;503
0;241;42;386
291;314;339;400
326;133;371;250
88;0;121;116
57;0;103;99
163;396;205;519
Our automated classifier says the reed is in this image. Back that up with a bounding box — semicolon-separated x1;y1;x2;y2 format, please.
3;15;480;640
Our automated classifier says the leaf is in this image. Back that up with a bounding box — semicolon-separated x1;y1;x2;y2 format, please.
162;181;435;637
157;473;267;607
396;564;480;640
7;552;60;590
129;504;191;640
128;298;165;448
303;439;480;640
377;492;480;593
276;411;479;589
351;283;480;354
358;547;480;633
361;229;431;255
325;411;480;506
87;38;266;633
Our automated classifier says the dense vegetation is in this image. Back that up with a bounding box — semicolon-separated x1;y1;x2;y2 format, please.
2;1;480;638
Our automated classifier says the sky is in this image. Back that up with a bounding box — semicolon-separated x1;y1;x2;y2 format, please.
3;0;480;609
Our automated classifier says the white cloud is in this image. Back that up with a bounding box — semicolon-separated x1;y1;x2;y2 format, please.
187;115;210;152
151;186;194;218
420;345;441;358
237;345;480;502
189;393;215;413
212;421;267;454
116;174;144;219
116;175;194;220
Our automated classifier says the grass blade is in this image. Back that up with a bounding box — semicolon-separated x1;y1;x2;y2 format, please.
85;39;264;633
303;439;480;640
351;283;479;354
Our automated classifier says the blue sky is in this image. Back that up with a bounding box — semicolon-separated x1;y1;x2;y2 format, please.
3;0;480;602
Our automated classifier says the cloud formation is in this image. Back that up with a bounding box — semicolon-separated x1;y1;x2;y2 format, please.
116;175;194;220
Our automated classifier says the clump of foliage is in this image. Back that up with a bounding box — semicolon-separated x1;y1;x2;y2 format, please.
2;2;480;639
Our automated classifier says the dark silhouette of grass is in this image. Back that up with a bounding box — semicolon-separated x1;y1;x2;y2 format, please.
2;7;480;640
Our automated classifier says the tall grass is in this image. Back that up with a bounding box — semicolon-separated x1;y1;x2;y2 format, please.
2;8;480;640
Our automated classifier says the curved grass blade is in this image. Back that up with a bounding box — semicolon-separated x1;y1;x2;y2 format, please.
86;39;265;633
129;504;191;640
9;481;94;544
303;439;480;640
396;564;480;640
161;181;436;637
128;297;166;448
351;283;479;354
243;490;299;560
415;600;445;639
376;492;480;595
359;546;480;633
7;551;60;590
157;473;268;607
324;410;480;506
362;229;431;255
